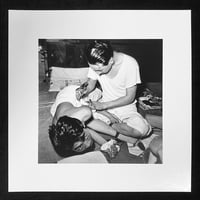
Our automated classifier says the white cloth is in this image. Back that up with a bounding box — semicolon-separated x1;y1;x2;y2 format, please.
50;85;102;117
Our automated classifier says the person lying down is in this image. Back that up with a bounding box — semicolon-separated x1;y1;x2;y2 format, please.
49;114;120;163
49;84;137;163
50;83;117;125
50;84;139;144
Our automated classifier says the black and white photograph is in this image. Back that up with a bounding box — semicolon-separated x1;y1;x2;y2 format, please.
38;39;162;164
8;10;191;192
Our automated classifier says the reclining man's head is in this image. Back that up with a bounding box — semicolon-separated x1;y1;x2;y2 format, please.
49;115;94;157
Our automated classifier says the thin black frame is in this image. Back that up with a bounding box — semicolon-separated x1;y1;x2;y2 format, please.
1;0;199;199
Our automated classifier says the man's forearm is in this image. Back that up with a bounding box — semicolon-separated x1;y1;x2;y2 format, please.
84;78;97;96
85;84;95;95
87;128;107;145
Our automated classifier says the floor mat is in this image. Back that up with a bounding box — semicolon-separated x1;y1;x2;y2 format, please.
110;142;144;163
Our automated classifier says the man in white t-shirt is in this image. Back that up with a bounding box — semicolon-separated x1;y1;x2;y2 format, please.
76;40;151;143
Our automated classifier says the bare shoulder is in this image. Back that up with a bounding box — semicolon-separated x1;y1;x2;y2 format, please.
54;102;75;123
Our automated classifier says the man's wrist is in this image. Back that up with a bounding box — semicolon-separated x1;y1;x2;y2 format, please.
103;102;110;110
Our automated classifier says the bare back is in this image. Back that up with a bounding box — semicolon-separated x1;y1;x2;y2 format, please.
53;102;91;125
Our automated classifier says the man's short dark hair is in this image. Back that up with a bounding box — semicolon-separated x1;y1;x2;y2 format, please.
86;40;113;65
49;116;85;157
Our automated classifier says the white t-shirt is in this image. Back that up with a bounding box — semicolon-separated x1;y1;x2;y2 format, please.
87;53;141;115
88;52;141;102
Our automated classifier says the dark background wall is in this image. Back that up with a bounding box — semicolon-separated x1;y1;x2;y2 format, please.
110;39;162;83
40;39;162;83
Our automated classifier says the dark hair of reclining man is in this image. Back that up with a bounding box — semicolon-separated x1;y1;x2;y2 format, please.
49;115;95;157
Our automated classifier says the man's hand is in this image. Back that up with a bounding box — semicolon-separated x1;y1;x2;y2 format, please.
75;82;88;100
88;101;107;111
107;113;121;124
100;139;120;158
75;89;83;101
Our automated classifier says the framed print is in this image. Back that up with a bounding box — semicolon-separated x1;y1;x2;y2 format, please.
8;9;191;193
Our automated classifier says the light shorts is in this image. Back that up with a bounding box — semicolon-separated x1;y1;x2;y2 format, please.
122;112;151;136
108;104;151;137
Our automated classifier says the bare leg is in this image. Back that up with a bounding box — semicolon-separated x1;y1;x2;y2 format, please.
87;119;117;137
87;119;138;144
148;152;158;164
86;128;107;145
149;136;162;163
111;123;143;138
117;134;138;144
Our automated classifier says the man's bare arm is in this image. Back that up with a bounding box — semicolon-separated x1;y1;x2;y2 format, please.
85;78;97;94
76;78;97;100
90;85;137;110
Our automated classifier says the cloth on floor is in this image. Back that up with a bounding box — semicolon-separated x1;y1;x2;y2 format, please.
110;142;144;163
97;133;144;163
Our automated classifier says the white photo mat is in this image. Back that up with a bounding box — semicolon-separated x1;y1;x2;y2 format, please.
8;10;191;192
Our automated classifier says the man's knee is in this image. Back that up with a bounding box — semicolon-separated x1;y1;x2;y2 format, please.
127;118;151;138
130;127;144;138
